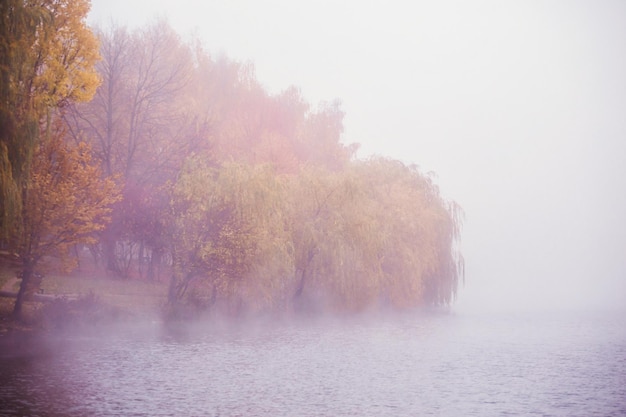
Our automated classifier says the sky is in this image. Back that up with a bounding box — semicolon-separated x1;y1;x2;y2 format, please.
88;0;626;312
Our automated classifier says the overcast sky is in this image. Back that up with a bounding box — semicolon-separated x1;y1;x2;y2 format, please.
89;0;626;312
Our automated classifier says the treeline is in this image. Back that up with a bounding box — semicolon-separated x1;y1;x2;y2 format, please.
1;1;463;318
168;160;463;315
62;20;356;283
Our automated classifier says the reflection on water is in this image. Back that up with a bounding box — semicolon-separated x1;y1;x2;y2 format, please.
1;310;625;416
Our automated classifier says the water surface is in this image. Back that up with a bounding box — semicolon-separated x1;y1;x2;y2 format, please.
1;310;624;416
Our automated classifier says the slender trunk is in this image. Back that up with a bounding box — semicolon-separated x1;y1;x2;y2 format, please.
168;276;191;305
168;251;184;304
210;283;217;306
12;263;33;319
73;244;81;268
175;274;192;301
119;240;134;279
167;277;178;305
168;268;192;305
294;267;307;299
294;247;316;299
137;241;144;278
102;230;120;276
147;247;159;281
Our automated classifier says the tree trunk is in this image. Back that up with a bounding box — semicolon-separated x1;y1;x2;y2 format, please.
99;219;125;277
147;247;163;281
102;233;120;276
12;264;32;319
168;270;193;305
294;247;316;299
294;267;307;299
137;241;145;278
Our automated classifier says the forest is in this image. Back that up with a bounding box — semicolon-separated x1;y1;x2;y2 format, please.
0;0;463;320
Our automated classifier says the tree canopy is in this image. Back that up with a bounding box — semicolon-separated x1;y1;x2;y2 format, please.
11;120;120;317
0;0;100;240
0;0;114;318
2;14;464;319
166;157;463;315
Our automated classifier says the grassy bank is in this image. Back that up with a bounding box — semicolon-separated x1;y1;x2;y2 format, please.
0;265;169;332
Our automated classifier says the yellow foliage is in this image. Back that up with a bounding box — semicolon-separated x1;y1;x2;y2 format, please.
169;160;293;311
1;0;99;111
1;0;101;242
167;154;463;315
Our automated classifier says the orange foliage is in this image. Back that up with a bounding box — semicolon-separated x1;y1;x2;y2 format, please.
11;119;120;317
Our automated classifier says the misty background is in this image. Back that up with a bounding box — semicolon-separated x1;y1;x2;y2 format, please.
88;0;626;312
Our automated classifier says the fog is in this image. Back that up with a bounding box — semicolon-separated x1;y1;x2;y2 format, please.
89;0;626;313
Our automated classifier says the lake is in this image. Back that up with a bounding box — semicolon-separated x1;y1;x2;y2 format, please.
0;309;624;416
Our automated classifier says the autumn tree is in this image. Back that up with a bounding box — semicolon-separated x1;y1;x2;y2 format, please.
350;158;464;307
210;79;356;172
11;120;120;318
283;158;464;312
46;18;464;315
64;20;207;276
164;155;463;316
0;0;100;241
61;19;358;282
167;159;293;316
285;166;384;311
295;100;357;170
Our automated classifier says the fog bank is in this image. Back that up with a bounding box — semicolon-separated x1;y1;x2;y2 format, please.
89;0;626;313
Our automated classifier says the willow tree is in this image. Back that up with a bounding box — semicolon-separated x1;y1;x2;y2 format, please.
0;0;100;241
286;167;385;312
168;159;292;315
351;158;464;307
166;155;463;317
286;158;464;312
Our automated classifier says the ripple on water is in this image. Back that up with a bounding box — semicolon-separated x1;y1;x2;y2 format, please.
0;311;624;416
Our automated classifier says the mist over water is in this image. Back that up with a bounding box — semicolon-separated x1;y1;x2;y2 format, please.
1;310;625;416
2;1;625;415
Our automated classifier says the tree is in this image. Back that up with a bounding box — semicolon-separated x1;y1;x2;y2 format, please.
0;0;100;241
168;159;293;315
165;154;464;316
11;120;120;318
64;20;209;276
295;100;357;170
285;158;464;312
348;158;464;307
168;159;255;312
286;166;385;311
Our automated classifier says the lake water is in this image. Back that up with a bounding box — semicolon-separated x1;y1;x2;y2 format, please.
0;309;625;416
